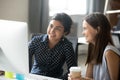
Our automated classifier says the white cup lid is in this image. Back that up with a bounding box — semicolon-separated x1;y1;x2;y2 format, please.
70;67;81;72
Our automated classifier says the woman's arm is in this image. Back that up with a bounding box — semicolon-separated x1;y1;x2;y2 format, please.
85;63;93;79
105;50;120;80
28;37;37;72
62;43;77;80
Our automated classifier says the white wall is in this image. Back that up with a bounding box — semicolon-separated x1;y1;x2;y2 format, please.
71;15;85;37
71;15;88;54
0;0;28;22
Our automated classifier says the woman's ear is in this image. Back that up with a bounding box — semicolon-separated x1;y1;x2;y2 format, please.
97;26;100;33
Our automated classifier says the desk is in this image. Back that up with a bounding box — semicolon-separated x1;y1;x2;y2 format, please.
0;73;62;80
77;37;88;56
78;37;87;44
111;30;120;34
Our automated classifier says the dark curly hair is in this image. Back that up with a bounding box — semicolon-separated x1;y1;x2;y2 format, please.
52;13;73;35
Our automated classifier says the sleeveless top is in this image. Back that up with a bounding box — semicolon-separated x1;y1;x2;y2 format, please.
93;45;120;80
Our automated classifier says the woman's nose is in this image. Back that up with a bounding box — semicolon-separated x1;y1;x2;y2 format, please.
51;27;55;32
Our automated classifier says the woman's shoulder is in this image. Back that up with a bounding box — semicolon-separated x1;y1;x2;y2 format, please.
31;34;47;42
104;45;120;56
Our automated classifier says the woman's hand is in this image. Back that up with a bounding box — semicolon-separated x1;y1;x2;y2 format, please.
0;70;4;75
68;73;93;80
68;73;81;80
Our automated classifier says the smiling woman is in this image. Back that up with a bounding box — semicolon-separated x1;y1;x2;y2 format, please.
29;13;77;80
49;0;87;16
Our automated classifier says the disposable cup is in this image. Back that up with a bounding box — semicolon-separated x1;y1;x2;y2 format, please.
69;66;81;78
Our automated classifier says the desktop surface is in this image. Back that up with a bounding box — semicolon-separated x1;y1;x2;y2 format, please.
26;74;62;80
0;73;62;80
78;37;87;44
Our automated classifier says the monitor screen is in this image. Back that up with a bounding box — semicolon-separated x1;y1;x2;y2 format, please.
0;19;29;75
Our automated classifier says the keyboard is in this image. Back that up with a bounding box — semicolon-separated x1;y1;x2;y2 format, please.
25;74;62;80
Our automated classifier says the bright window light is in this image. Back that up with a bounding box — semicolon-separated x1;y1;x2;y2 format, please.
49;0;87;16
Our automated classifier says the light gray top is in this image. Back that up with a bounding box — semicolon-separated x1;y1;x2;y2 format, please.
93;45;120;80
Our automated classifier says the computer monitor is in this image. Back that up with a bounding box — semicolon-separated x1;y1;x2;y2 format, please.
0;19;29;75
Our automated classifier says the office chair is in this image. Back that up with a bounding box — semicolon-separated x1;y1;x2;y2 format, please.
66;36;78;63
62;36;78;75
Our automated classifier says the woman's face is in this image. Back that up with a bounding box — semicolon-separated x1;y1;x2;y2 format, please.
47;20;65;41
82;20;97;44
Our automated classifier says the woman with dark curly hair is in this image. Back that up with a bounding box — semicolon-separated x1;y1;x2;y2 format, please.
29;13;77;80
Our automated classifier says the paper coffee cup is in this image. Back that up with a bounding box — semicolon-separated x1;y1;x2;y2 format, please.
69;67;81;78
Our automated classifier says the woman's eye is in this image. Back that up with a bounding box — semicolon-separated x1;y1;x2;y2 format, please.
83;27;86;30
50;25;53;28
55;27;61;30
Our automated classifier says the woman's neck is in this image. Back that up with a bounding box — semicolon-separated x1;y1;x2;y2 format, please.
48;39;60;49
